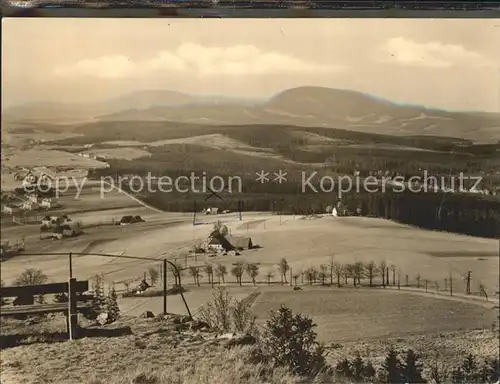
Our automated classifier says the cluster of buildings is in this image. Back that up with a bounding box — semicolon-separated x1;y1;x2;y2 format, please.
2;194;53;215
201;207;232;215
40;214;82;239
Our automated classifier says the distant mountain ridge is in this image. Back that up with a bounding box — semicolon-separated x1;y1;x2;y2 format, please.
4;86;500;143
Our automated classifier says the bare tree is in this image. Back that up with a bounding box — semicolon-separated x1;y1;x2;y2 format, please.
390;265;397;286
479;282;488;300
245;263;259;286
342;265;350;285
148;267;159;286
168;261;183;287
333;261;344;288
292;273;300;286
328;258;335;285
203;263;214;286
231;261;245;286
365;261;376;287
344;264;357;287
265;271;274;286
14;268;48;286
416;273;421;288
188;266;202;286
319;264;328;285
353;262;364;285
215;263;227;284
379;261;387;287
277;258;290;285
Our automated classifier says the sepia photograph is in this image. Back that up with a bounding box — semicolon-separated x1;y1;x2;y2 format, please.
1;18;499;384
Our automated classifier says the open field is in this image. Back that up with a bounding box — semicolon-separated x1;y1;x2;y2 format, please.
251;287;498;343
2;199;498;293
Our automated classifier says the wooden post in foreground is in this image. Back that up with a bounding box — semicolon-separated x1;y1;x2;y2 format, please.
163;259;167;315
68;278;78;340
69;252;73;279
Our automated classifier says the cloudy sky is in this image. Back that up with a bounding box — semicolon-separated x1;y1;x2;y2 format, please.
2;18;499;112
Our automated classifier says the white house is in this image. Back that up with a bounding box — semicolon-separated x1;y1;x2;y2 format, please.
204;207;220;215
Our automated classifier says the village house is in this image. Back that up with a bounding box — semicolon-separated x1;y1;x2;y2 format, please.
41;215;60;229
206;233;253;253
202;207;220;215
52;221;82;240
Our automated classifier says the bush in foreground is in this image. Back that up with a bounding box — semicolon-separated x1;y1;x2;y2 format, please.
256;305;326;377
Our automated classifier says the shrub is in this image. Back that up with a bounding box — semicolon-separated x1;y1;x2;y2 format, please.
335;358;353;379
259;305;326;377
198;286;233;332
232;298;256;334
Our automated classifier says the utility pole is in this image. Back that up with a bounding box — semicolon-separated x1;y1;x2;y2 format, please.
68;252;73;279
465;271;472;295
163;259;167;315
450;272;453;296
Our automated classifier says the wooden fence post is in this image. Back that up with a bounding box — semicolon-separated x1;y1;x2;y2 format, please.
68;278;78;340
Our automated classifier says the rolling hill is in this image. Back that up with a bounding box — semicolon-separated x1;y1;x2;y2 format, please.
4;87;500;143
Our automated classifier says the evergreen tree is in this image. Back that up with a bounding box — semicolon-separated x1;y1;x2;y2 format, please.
261;305;326;377
88;274;105;319
379;347;403;383
364;361;376;381
485;358;500;383
106;285;120;323
402;349;424;383
461;353;479;382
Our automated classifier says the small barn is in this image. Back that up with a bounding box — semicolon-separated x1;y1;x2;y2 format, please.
52;221;82;239
204;207;220;215
118;215;144;225
41;215;55;228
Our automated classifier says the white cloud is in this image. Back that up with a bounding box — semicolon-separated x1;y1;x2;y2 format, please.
380;37;496;68
54;43;345;79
